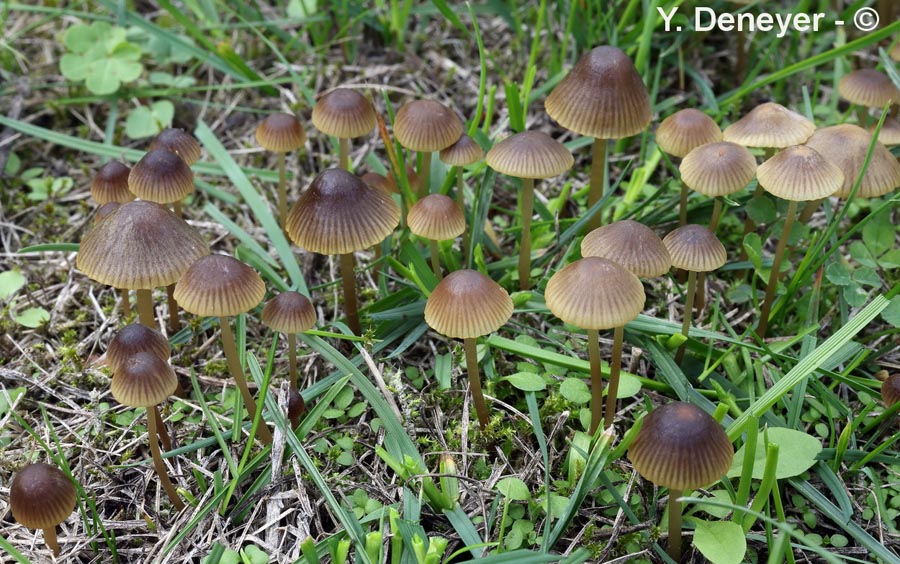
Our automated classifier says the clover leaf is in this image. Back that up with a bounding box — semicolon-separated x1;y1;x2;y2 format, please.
59;22;143;95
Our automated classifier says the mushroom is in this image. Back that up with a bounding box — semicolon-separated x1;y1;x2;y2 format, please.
407;194;467;279
679;141;757;232
424;269;513;427
92;202;121;225
628;401;734;559
149;128;202;166
91;160;134;205
261;291;317;390
10;462;77;556
838;69;900;128
581;220;671;279
805;124;900;199
439;133;484;202
128;149;194;217
255;112;307;229
312;88;377;171
393;100;463;199
870;117;900;146
881;372;900;407
288;388;306;429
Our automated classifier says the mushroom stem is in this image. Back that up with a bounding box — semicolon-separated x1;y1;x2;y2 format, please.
587;138;608;232
147;404;185;510
675;270;697;365
277;153;288;230
43;526;60;557
121;288;131;318
136;289;155;329
288;332;298;390
463;337;490;428
758;199;798;338
587;328;603;435
603;326;625;428
166;284;180;333
418;151;432;199
518;177;535;291
429;239;442;279
679;180;689;226
220;317;273;445
457;168;471;261
709;198;724;233
339;137;350;171
173;200;183;218
339;253;361;335
667;489;683;560
798;197;823;224
154;406;172;452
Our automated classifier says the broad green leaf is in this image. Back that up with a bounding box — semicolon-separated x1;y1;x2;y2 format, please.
14;307;50;328
745;196;776;225
496;477;530;501
852;266;882;288
504;372;546;392
878;249;900;269
842;284;868;308
559;377;591;404
692;519;746;564
60;21;144;95
728;427;821;480
824;261;851;286
125;101;174;139
606;373;641;399
240;545;269;564
698;490;734;519
861;211;893;256
742;232;762;271
882;296;900;328
0;271;26;301
849;241;878;268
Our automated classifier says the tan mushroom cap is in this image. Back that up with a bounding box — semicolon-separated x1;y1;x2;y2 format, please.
680;141;757;197
128;149;194;204
108;324;171;373
311;88;377;139
111;351;177;407
261;291;317;334
656;109;723;158
581;220;671;278
424;269;513;339
255;113;307;153
10;463;77;530
757;145;844;201
805;124;900;198
663;225;727;272
360;172;396;194
882;373;900;407
628;402;734;491
545;257;645;330
870;117;900;146
286;168;400;255
485;131;574;179
723;102;816;148
394;100;463;152
408;194;466;241
439;134;484;166
77;200;210;290
174;254;265;317
91;160;134;204
148;128;201;166
838;69;900;108
544;45;651;139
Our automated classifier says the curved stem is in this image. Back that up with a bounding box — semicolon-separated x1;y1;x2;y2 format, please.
287;332;298;390
339;253;361;335
798;197;823;224
220;317;273;445
679;180;688;226
667;490;683;560
154;406;171;452
339;137;350;171
418;151;432;199
148;404;185;510
758;199;798;338
121;288;131;318
277;153;288;230
43;526;59;557
587;138;608;232
136;289;155;329
603;326;625;429
518;177;535;291
464;337;489;428
429;239;442;279
166;284;180;333
709;197;723;233
675;271;697;365
457;168;470;262
587;328;602;435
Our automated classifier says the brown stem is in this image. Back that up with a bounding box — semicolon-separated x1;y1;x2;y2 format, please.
154;406;171;452
418;151;432;199
740;183;765;243
173;200;183;218
695;272;707;313
587;328;603;435
603;326;625;429
373;243;382;285
429;239;442;279
758;199;798;338
339;137;350;171
709;197;723;233
43;526;60;557
278;153;288;231
675;271;697;365
587;138;607;232
464;337;490;427
679;180;688;226
136;289;155;329
667;489;683;560
166;284;180;333
457;168;470;263
220;317;273;445
798;197;823;224
148;404;185;510
519;177;535;291
339;253;361;335
288;332;298;390
120;288;131;318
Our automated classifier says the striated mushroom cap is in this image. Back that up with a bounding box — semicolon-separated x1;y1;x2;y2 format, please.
408;194;466;241
656;109;723;158
581;220;671;278
128;149;194;204
10;463;77;530
424;270;513;339
723;102;815;149
394;100;463;152
545;257;645;330
805;124;900;198
255;113;307;153
312;88;377;139
663;225;727;273
174;254;266;318
757;145;844;202
149;128;201;166
680;141;757;197
111;351;178;408
485;131;573;179
91;160;134;205
261;291;317;334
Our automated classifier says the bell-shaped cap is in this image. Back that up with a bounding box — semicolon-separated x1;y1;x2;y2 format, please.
174;254;265;317
805;124;900;198
871;117;900;146
312;88;376;139
628;401;734;491
111;351;177;407
261;291;317;334
439;134;484;166
394;100;463;152
656;109;723;158
838;69;900;108
581;220;671;278
255;113;307;153
286;168;400;254
408;194;466;241
148;128;201;166
882;373;900;407
10;463;77;529
544;45;651;139
91;160;134;204
545;257;645;330
360;172;396;194
424;269;513;339
663;225;726;273
128;149;194;204
486;131;573;179
723;102;815;148
108;324;170;373
77;200;210;290
757;145;844;202
680;141;757;197
288;388;306;425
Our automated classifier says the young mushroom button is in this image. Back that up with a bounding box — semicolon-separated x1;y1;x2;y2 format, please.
149;128;202;166
393;99;463;198
91;160;134;205
10;462;77;557
312;88;376;171
261;291;317;390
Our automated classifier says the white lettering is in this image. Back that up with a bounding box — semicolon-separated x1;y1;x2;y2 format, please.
695;7;716;32
657;6;678;31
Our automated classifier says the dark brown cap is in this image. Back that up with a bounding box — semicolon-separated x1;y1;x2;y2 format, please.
174;254;266;317
108;323;171;373
393;100;463;152
439;134;484;166
424;269;513;338
255;112;307;153
408;194;466;241
723;102;815;148
882;373;900;407
288;388;306;428
581;220;671;278
91;160;134;204
148;128;201;166
92;202;121;225
805;124;900;198
10;462;76;529
656;109;723;158
360;172;397;194
545;257;645;329
312;88;377;139
111;351;177;407
261;291;317;334
680;141;757;197
663;225;726;273
485;131;573;179
128;149;194;204
757;145;843;202
838;69;900;108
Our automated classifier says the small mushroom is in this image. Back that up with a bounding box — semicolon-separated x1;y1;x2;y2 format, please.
10;462;77;556
581;220;671;279
91;160;134;205
881;372;900;407
261;291;317;390
288;388;306;429
870;117;900;146
838;69;900;127
312;88;377;171
439;134;484;202
679;141;757;232
149;128;202;166
128;149;194;217
255;112;307;229
394;100;464;198
408;194;467;279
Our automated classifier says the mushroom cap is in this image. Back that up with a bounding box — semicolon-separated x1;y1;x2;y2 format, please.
581;220;671;278
10;463;77;529
285;168;400;254
174;254;266;317
545;257;645;330
838;69;900;108
128;149;194;204
386;164;419;193
892;42;900;63
92;202;121;225
439;134;484;166
360;172;397;194
680;141;757;196
722;102;816;148
107;324;171;373
870;117;900;146
111;351;177;407
408;194;466;241
261;291;317;334
485;131;574;179
288;388;306;422
757;145;844;202
311;88;376;139
255;113;307;153
805;124;900;198
148;128;201;166
77;200;210;290
656;109;723;158
394;100;463;152
663;225;727;272
91;160;134;204
628;402;734;491
544;45;651;139
424;269;513;339
882;373;900;407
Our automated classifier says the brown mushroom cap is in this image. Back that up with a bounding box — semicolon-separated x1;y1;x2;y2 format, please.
679;141;757;197
805;124;900;198
10;463;77;530
485;131;574;179
581;220;671;278
92;202;121;225
628;402;734;491
838;69;900;108
91;160;134;204
882;373;900;407
892;42;900;63
386;164;419;193
107;323;171;373
544;45;651;139
663;225;727;272
545;257;645;330
656;109;723;158
128;149;194;204
261;291;317;334
394;100;463;152
285;168;400;255
111;351;178;407
870;117;900;146
173;254;265;317
757;145;844;202
439;134;484;166
408;194;466;241
360;172;397;194
148;128;202;166
424;269;513;339
311;88;377;139
255;113;307;153
722;102;816;148
77;200;210;290
288;388;306;423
